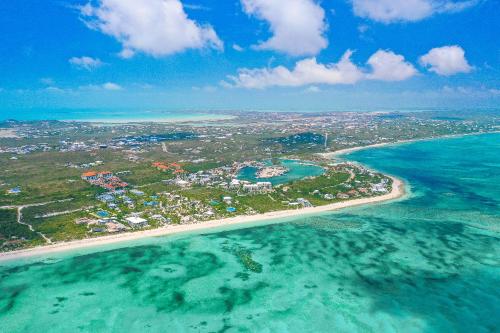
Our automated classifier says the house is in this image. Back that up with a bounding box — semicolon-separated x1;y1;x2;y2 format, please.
158;164;169;171
151;214;170;224
170;162;181;169
107;222;127;232
75;218;98;225
130;189;145;196
175;179;189;187
297;198;312;207
181;216;194;224
98;171;113;179
81;171;98;181
7;186;21;194
372;183;388;193
126;216;149;228
98;218;114;225
324;193;335;200
204;210;215;217
152;162;169;171
97;193;115;202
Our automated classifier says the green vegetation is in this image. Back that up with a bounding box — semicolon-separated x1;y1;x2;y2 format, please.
0;109;497;252
32;212;89;242
0;209;43;251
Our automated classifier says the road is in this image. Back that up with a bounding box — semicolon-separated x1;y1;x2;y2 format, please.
0;199;73;244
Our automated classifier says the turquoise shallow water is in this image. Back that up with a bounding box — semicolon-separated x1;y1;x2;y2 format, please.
0;109;232;122
237;159;325;185
1;134;499;332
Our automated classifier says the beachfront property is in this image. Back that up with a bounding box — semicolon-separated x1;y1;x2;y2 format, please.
242;181;273;193
371;179;389;193
0;112;444;252
125;216;149;228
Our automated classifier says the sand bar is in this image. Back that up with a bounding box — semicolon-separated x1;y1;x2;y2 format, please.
0;177;405;262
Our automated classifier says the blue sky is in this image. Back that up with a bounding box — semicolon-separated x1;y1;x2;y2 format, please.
0;0;499;113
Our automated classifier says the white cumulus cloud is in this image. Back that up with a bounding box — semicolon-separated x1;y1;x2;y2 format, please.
351;0;479;23
69;56;103;70
419;45;472;76
366;50;417;81
241;0;327;56
226;50;364;88
225;49;418;89
80;0;222;58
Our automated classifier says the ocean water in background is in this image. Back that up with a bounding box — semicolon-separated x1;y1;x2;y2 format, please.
1;134;499;332
0;109;233;122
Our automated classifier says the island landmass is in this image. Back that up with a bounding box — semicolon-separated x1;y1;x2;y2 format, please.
0;109;498;256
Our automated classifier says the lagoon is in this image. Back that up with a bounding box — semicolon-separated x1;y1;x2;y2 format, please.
237;159;325;185
1;134;499;332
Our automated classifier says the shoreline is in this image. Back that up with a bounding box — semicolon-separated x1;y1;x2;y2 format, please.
0;177;405;262
64;115;235;124
3;131;498;262
318;131;499;159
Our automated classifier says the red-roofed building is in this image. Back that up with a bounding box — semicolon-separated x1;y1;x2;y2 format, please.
152;162;170;171
81;172;98;181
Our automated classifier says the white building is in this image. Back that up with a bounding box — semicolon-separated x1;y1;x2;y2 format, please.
175;179;190;187
126;216;148;228
242;184;259;193
256;182;272;191
229;179;241;189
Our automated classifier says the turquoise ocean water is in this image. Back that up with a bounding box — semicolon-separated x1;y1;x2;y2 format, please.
0;109;232;122
1;133;499;332
237;159;325;185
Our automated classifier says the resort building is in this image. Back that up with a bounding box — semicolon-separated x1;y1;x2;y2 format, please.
81;171;128;191
125;216;149;228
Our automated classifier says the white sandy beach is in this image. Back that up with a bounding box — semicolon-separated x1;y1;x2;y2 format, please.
0;177;404;262
319;142;399;159
319;131;499;160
